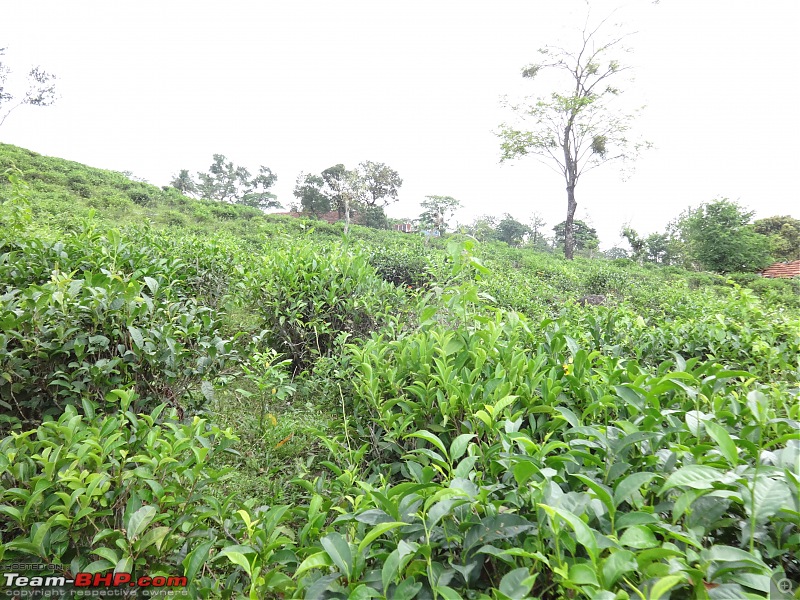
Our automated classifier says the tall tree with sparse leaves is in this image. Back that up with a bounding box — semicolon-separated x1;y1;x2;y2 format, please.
498;16;648;259
0;48;58;128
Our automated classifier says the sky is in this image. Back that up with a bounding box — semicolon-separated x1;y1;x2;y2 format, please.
1;0;798;249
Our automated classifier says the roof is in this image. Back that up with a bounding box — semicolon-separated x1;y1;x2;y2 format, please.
761;260;800;278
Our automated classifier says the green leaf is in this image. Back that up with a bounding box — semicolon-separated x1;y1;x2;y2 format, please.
134;526;170;552
539;505;598;562
618;525;658;549
572;474;613;514
406;430;448;458
613;472;659;508
357;522;406;554
93;547;120;564
143;276;159;296
498;567;535;599
126;505;157;541
745;476;791;523
296;551;333;579
601;550;637;588
183;540;213;581
382;548;401;592
449;434;474;461
568;563;599;587
84;559;114;573
127;325;144;349
219;550;251;577
320;533;353;580
649;574;688;599
393;578;422;600
703;420;739;466
660;465;722;492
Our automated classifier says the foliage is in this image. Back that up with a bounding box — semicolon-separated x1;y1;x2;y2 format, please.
169;169;197;197
293;172;331;217
418;195;461;236
0;220;237;430
243;238;405;372
0;47;58;128
0;394;267;599
176;154;281;210
357;160;403;207
677;199;772;273
622;226;682;265
1;155;799;599
496;213;531;247
554;219;599;255
752;215;800;262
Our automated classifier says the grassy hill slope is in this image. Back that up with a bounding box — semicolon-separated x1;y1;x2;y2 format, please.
1;144;799;598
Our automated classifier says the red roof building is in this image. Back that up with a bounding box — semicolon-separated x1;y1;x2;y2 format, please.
761;260;800;278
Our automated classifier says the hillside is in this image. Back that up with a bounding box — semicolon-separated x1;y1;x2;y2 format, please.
1;144;799;598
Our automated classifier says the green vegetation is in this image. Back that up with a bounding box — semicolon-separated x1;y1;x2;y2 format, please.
1;145;799;599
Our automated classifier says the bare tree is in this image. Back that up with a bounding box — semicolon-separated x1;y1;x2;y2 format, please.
0;48;58;128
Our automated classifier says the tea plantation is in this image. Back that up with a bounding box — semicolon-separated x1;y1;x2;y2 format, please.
1;144;798;599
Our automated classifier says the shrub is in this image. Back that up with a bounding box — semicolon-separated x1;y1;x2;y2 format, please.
245;238;404;372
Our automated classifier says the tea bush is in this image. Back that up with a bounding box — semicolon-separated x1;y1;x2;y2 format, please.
2;154;799;598
0;222;238;429
244;237;408;372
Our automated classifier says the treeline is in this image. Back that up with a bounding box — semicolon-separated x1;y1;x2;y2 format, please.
170;157;798;274
461;201;799;274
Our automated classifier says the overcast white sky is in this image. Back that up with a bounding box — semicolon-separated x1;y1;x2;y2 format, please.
2;1;798;249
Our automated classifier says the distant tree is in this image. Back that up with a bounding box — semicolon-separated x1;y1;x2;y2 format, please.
169;169;197;197
293;172;330;217
496;213;531;247
193;154;280;210
241;165;280;210
752;215;800;262
621;226;646;263
322;164;363;234
418;195;461;236
553;219;599;255
498;18;648;260
643;232;674;264
362;205;389;229
466;215;499;242
528;213;549;250
604;246;629;259
623;225;682;265
0;48;58;128
677;199;771;273
357;161;403;207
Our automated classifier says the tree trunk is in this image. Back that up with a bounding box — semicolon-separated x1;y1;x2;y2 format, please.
564;184;577;260
343;196;351;235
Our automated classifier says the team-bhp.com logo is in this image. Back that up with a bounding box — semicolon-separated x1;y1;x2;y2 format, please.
3;569;187;597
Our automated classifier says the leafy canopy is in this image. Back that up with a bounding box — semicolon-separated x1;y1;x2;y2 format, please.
418;195;461;235
171;154;281;210
677;198;772;273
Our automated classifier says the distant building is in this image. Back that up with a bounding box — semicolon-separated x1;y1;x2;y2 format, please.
393;222;414;233
761;260;800;279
